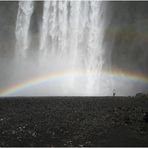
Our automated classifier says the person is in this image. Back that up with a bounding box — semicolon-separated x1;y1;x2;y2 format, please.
113;89;116;96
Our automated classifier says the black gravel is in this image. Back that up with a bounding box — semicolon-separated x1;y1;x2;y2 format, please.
0;96;148;147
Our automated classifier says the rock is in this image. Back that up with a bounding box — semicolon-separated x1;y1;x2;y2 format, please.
143;112;148;123
123;116;130;124
135;93;146;98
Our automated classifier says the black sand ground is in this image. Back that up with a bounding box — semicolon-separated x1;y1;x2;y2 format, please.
0;96;148;147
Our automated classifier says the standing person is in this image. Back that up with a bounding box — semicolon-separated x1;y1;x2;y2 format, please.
113;89;116;96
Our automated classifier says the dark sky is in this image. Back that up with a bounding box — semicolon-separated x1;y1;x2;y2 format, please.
0;1;148;96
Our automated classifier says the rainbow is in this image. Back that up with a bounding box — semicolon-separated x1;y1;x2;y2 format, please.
0;68;148;96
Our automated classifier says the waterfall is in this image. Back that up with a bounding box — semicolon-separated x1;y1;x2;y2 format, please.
15;1;34;58
15;1;106;96
86;2;105;94
39;1;50;54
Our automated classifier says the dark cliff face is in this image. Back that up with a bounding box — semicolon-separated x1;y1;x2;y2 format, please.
0;1;17;59
0;1;148;74
106;1;148;74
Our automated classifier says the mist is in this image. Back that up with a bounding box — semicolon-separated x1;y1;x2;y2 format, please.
0;1;148;96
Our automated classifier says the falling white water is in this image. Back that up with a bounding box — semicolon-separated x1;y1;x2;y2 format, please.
15;1;107;96
40;1;107;95
86;2;105;94
58;1;68;56
15;1;34;58
39;1;50;54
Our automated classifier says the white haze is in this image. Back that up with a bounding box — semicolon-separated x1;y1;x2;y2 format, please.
0;1;147;96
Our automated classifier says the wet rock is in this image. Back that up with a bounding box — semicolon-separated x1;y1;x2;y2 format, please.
123;116;131;124
143;112;148;123
79;144;84;147
12;130;16;135
135;93;146;98
32;131;37;137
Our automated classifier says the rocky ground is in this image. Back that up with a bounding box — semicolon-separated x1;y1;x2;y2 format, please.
0;96;148;146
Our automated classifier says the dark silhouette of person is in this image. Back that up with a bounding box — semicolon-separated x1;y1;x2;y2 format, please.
113;89;116;96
